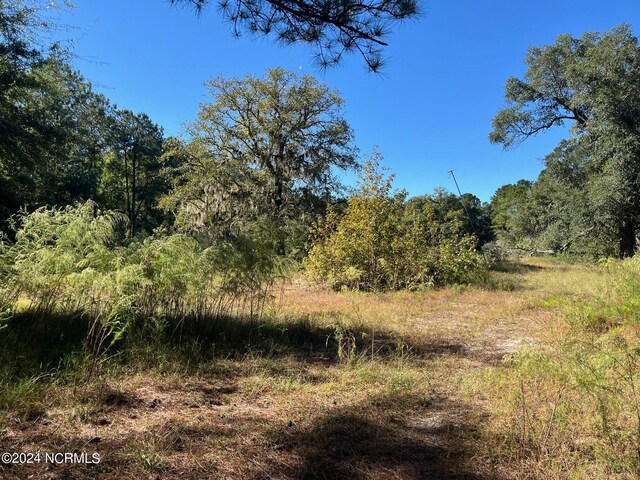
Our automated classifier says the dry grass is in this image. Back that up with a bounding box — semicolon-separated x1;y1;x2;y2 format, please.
0;258;625;479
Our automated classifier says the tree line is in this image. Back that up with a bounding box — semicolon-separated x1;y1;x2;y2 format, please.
2;1;639;313
0;1;491;270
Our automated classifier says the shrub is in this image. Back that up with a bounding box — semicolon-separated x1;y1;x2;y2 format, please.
305;156;486;290
0;201;288;356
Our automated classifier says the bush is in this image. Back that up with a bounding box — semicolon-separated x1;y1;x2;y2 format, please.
0;202;288;355
305;156;486;290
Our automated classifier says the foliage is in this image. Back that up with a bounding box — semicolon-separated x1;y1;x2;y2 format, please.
489;179;531;241
0;1;113;225
170;0;419;72
1;2;172;237
490;25;640;257
305;154;486;290
407;189;494;248
99;109;165;236
0;202;288;356
161;67;357;255
490;144;618;256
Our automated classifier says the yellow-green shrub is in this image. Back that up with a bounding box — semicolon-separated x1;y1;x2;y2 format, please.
305;157;486;290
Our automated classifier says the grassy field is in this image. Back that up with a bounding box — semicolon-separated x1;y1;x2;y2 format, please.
1;257;638;479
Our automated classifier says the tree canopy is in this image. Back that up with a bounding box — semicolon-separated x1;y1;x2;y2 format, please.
0;0;114;224
161;67;357;255
100;110;165;236
490;24;640;257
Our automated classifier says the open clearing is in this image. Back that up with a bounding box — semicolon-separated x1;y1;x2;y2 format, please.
0;259;610;479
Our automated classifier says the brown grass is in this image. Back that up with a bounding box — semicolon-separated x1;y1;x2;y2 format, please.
0;258;617;479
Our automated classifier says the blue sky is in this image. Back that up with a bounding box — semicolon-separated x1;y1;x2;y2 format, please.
54;0;640;202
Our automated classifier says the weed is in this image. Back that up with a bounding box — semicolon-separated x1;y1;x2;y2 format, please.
138;444;164;473
329;324;358;364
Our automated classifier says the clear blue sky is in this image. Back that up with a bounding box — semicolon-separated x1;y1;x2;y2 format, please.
53;0;640;202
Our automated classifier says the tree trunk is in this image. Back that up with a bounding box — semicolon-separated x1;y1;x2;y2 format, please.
274;175;286;256
123;153;133;237
273;144;287;257
130;154;137;237
618;219;637;258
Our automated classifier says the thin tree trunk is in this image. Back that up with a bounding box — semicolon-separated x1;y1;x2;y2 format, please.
274;174;285;256
123;152;132;236
130;153;137;236
273;145;286;256
619;219;637;258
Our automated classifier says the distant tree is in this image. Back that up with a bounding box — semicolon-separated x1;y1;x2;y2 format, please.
489;180;531;236
490;25;640;257
1;0;172;240
503;144;617;256
0;1;111;223
32;56;113;206
406;190;493;247
162;67;357;254
505;173;592;254
100;110;164;236
1;0;60;219
170;0;419;72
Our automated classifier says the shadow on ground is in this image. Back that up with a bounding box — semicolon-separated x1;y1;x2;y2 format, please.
0;304;514;387
0;389;496;480
489;261;544;274
0;311;515;479
264;391;487;480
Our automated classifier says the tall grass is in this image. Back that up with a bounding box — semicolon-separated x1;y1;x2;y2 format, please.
471;255;640;478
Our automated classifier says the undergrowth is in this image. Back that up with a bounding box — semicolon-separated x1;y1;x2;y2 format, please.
468;255;640;479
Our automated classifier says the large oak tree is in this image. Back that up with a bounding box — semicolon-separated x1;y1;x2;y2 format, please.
490;25;640;257
163;67;357;255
